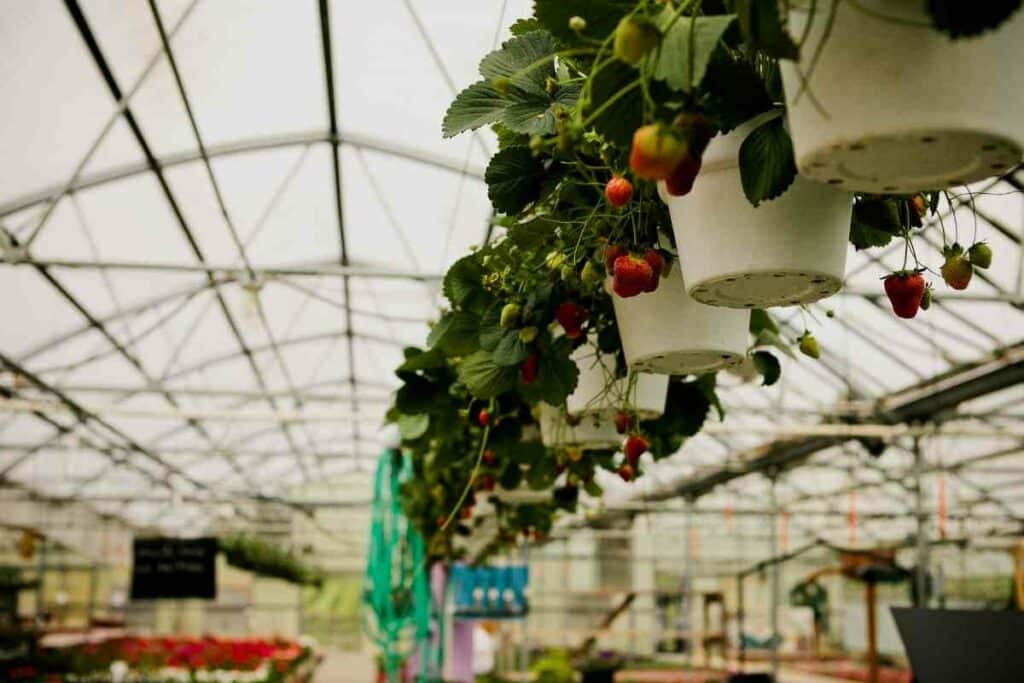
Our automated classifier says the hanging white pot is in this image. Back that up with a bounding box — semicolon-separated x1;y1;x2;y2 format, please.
565;344;668;418
610;269;749;375
661;116;853;309
781;1;1024;193
538;403;621;449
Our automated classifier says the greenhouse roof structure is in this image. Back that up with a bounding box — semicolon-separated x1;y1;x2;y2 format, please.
2;0;1023;556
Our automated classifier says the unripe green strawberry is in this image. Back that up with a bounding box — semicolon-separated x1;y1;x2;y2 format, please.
545;251;567;271
560;264;577;283
492;76;512;95
518;326;538;343
920;285;933;311
500;302;521;328
798;333;821;360
569;15;587;33
968;242;992;269
581;260;602;287
613;16;659;65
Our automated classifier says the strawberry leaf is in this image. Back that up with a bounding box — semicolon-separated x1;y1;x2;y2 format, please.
533;0;636;46
519;338;579;405
585;60;643;147
738;115;797;206
428;311;480;356
492;329;531;367
442;81;507;138
479;31;557;97
457;351;518;399
735;0;799;60
652;10;737;92
398;413;430;440
752;350;781;386
442;255;489;312
485;146;548;214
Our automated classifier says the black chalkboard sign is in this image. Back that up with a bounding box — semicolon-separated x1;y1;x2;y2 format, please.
130;537;217;600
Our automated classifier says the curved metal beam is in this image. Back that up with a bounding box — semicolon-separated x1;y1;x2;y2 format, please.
0;130;486;219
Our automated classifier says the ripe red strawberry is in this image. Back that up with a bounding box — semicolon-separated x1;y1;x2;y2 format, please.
555;301;588;339
613;412;634;435
555;461;567;475
520;353;539;385
604;244;627;272
617;463;635;482
461;505;474;519
613;254;654;298
664;154;702;197
630;124;686;180
941;246;973;290
477;409;490;427
642;249;665;292
883;272;926;319
475;474;495;492
624;434;649;464
482;449;497;466
605;175;633;207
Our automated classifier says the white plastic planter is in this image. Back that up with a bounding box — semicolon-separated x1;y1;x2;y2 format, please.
781;1;1024;193
538;403;621;449
565;345;668;419
661;117;853;309
493;485;553;505
610;270;749;375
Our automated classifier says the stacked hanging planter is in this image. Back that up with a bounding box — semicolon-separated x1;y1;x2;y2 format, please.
781;1;1024;194
661;114;853;309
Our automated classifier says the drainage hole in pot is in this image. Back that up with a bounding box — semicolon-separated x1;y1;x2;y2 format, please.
992;163;1007;170
921;136;937;144
811;278;825;284
949;178;965;186
744;303;754;308
849;143;865;151
772;273;784;278
720;354;731;360
883;185;897;191
982;143;998;151
725;277;736;282
827;178;843;185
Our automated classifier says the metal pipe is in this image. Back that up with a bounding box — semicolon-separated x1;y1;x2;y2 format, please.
769;476;781;681
914;435;930;607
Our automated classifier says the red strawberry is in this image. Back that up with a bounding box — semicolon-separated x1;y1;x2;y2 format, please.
555;301;588;339
630;124;686;180
482;449;497;466
624;434;649;464
941;246;973;290
664;154;702;197
436;516;448;528
475;474;495;492
613;412;634;435
477;409;490;427
555;461;567;475
604;244;627;272
613;254;654;298
642;249;665;292
520;353;539;385
605;175;633;207
460;505;474;519
617;463;635;482
883;272;926;319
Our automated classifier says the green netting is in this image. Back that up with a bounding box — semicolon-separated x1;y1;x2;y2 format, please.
362;449;443;682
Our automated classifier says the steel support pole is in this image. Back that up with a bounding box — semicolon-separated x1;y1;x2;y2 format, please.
914;435;930;607
769;476;781;681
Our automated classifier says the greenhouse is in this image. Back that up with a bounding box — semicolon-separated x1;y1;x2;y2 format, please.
1;1;1023;682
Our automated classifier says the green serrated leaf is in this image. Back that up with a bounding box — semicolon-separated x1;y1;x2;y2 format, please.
927;0;1022;38
443;255;488;311
493;123;529;150
506;219;556;250
503;92;559;135
849;219;895;251
398;346;447;372
428;311;480;356
751;350;781;387
533;0;636;46
479;31;558;96
520;339;579;405
442;81;507;138
457;351;518;398
585;60;643;148
652;10;737;92
583;479;604;498
485;146;548;214
702;54;775;131
398;413;430;440
739;115;797;206
509;17;542;36
749;309;779;336
735;0;799;59
492;329;531;367
849;198;901;250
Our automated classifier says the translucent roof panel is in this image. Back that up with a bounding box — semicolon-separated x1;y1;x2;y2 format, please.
1;0;1023;546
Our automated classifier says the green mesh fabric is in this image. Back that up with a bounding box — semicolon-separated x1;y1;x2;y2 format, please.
362;450;442;682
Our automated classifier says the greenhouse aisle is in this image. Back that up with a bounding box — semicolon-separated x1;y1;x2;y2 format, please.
313;649;375;682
